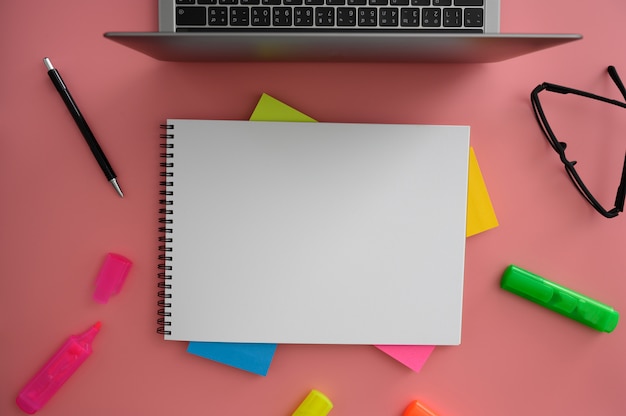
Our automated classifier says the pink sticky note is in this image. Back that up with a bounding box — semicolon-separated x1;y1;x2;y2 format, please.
374;345;436;372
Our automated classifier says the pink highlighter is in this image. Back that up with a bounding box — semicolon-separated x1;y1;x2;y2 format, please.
16;322;101;414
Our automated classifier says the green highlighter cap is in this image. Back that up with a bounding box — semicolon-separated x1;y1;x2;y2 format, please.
501;265;619;333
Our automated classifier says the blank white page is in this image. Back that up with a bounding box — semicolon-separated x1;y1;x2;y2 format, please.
162;120;469;345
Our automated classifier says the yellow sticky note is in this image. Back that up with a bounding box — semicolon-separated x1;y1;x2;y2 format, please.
466;147;499;236
250;93;317;122
251;93;498;237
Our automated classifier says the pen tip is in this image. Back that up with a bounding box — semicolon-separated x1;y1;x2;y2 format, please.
110;178;124;198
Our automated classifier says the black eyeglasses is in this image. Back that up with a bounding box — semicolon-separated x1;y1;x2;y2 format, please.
531;66;626;218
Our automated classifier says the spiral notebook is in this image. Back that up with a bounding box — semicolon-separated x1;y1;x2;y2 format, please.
158;119;469;345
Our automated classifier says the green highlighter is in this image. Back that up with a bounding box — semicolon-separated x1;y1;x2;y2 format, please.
501;265;619;333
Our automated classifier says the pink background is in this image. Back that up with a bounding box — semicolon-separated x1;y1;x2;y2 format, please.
2;1;626;415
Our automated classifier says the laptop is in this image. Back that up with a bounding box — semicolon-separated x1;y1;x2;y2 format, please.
104;0;581;62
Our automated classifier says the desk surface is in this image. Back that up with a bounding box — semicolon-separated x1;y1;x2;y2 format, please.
2;1;625;415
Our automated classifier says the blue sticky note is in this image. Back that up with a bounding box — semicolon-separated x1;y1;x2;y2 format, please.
187;342;277;376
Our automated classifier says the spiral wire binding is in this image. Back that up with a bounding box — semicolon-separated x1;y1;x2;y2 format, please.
158;124;174;335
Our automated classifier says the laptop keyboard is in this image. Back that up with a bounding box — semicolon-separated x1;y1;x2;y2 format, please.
174;0;484;32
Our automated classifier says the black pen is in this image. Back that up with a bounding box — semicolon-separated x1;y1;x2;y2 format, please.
43;57;124;198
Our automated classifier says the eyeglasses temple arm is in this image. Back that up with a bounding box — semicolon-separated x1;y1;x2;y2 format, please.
615;152;626;212
608;66;626;102
542;83;572;95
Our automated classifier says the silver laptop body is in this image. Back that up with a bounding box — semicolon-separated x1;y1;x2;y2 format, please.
104;0;580;62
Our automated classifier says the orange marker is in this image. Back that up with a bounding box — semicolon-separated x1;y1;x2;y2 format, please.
403;400;439;416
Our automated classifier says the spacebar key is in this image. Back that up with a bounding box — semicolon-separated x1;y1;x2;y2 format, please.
176;7;208;25
454;0;483;5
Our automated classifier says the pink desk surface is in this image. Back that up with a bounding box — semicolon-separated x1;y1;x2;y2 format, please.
2;1;626;415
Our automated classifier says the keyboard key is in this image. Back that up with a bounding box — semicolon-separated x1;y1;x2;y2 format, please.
464;7;482;26
240;0;260;4
379;8;399;26
273;7;293;25
208;7;228;25
411;0;430;5
230;7;250;25
251;7;271;25
433;0;451;5
400;7;419;26
306;0;325;5
327;0;346;4
284;0;304;4
337;7;357;26
348;0;367;5
454;0;482;5
369;0;388;5
421;7;441;26
294;7;314;25
219;0;238;4
198;0;217;4
262;0;281;4
176;0;196;4
443;7;461;26
316;7;335;25
390;0;410;5
176;7;207;25
358;7;377;26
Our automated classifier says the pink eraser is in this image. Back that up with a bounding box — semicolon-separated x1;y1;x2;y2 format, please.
93;253;132;304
